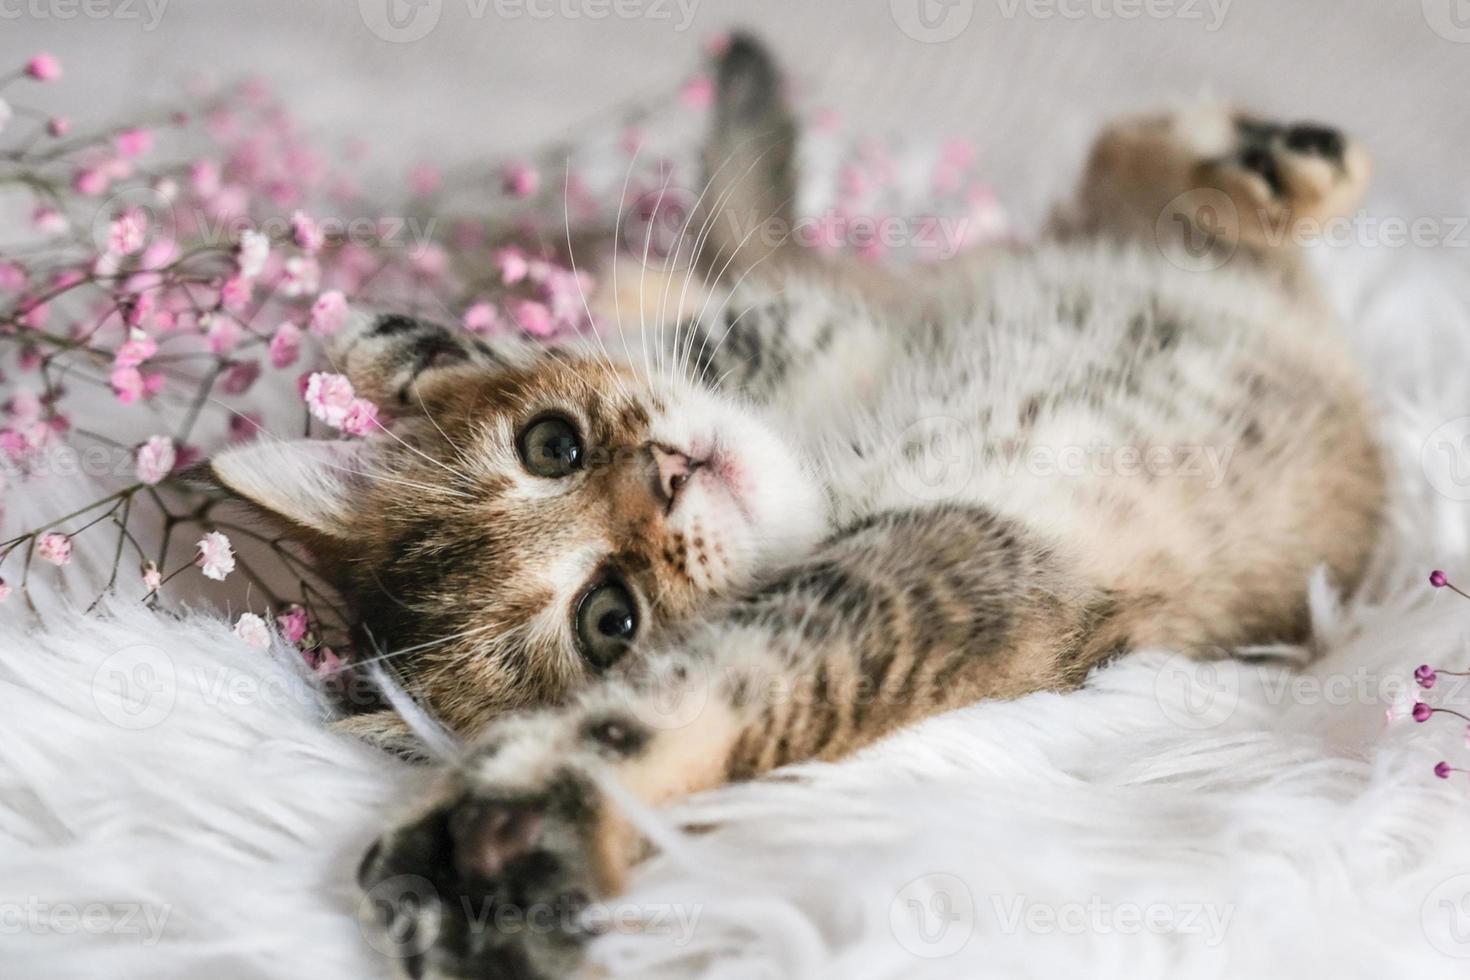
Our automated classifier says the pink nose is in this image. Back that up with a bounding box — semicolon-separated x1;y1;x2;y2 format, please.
650;445;699;508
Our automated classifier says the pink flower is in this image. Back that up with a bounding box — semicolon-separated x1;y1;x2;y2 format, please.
409;242;447;280
276;605;309;645
1415;665;1438;690
18;299;47;330
195;531;236;581
73;168;108;197
228;412;263;444
308;290;348;335
280;255;320;296
304;372;356;428
218;274;252;312
312;646;345;678
544;268;591;323
0;579;10;603
234;612;271;650
511;299;555;337
409;163;441;197
115;128;153;158
501;162;540;199
36;532;72;566
680;74;715;110
5;389;42;425
32;207;67;235
341;398;380;437
268;321;303;368
237;230;269;279
220;360;261;395
463;301;499;333
46;116;68;138
114;329;157;369
106;208;148;256
189;159;221;198
0;262;25;292
206;316;242;355
135;435;176;485
497;246;529;285
142;562;162;593
290;210;324;253
24;53;62;82
110;366;145;404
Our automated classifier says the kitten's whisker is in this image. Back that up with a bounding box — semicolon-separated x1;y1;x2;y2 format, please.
685;193;796;381
339;619;505;673
409;386;471;465
666;139;787;379
200;398;474;499
608;138;651;393
559;157;635;406
636;167;679;392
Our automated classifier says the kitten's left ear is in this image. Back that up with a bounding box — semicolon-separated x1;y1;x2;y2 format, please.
202;438;372;541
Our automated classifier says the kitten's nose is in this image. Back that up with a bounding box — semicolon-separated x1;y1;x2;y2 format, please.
649;444;700;509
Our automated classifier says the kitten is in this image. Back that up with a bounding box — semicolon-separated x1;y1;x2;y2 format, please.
208;35;1382;979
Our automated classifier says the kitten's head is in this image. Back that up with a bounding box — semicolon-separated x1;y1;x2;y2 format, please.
208;315;825;736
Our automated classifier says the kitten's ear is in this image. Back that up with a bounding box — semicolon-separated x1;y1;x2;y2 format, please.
204;438;372;541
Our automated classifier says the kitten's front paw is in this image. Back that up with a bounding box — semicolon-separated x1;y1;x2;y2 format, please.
359;770;603;980
358;704;665;980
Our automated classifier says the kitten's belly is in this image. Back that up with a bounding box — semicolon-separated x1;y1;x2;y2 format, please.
814;243;1381;639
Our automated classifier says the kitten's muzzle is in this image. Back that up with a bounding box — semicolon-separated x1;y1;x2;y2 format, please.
647;443;704;513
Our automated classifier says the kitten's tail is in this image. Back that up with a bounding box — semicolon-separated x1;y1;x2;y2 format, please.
698;33;801;280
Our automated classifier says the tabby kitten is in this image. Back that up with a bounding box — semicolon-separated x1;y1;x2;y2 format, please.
208;36;1382;980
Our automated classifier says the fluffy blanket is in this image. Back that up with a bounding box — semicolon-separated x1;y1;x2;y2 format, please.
5;143;1470;980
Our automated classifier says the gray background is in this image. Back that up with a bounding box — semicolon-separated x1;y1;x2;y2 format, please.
2;0;1468;230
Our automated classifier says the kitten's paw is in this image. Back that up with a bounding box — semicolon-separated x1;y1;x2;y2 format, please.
359;768;602;980
1076;104;1370;255
1198;113;1370;239
357;710;655;980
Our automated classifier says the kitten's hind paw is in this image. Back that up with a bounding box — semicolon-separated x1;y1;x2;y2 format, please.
1072;104;1371;261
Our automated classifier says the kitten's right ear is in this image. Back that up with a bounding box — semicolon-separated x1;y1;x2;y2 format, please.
201;438;372;542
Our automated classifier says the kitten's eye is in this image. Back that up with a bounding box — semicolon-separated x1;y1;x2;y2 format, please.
575;578;638;669
517;414;582;478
